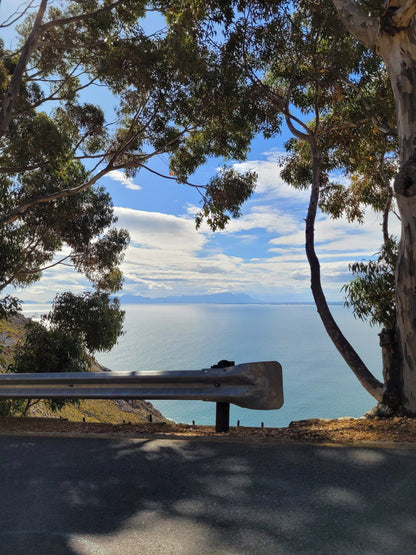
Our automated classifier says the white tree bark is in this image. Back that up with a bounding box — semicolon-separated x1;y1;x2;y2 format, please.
0;0;48;136
331;0;379;49
333;0;416;413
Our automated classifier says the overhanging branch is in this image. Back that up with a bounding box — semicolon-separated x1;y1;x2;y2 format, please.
0;0;48;137
390;0;416;29
2;166;111;226
40;0;127;31
332;0;379;49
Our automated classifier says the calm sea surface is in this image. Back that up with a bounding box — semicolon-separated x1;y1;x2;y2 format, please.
23;303;383;428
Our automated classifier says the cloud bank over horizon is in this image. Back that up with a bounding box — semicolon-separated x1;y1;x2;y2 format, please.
10;150;399;304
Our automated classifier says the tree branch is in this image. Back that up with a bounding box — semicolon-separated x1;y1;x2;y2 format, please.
332;0;379;49
18;255;74;276
37;39;108;50
0;161;51;174
284;110;309;141
1;166;111;226
24;398;42;416
40;0;127;31
1;121;195;224
114;163;206;191
0;0;36;28
390;0;416;29
340;75;397;136
0;233;46;289
0;0;48;137
377;141;395;244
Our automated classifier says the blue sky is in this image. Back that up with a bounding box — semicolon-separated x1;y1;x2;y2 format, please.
2;3;400;304
14;136;399;304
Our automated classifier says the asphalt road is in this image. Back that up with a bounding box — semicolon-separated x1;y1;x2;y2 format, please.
0;435;416;554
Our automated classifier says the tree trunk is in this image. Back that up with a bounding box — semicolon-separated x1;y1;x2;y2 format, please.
333;0;416;414
306;141;383;401
379;327;402;409
0;0;48;136
378;22;416;413
23;399;32;417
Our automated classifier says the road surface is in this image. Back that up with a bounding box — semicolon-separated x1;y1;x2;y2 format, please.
0;435;415;554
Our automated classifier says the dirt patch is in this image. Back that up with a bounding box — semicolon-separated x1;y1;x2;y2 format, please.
1;415;416;445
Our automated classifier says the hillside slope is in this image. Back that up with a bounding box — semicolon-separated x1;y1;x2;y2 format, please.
0;314;166;424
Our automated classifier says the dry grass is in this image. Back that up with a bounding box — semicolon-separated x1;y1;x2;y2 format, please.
1;314;164;424
3;315;416;445
1;415;416;445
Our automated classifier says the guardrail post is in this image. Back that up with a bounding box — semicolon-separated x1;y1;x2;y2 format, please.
212;360;234;433
216;401;230;433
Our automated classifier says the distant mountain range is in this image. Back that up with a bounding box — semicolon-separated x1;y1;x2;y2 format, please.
117;292;257;304
21;294;343;306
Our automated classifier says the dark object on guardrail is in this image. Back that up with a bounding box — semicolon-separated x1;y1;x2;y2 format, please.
211;359;235;369
0;361;283;432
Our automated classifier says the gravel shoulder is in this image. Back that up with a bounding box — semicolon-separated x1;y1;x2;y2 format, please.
2;415;416;445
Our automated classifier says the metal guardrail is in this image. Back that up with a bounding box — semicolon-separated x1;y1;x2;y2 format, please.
0;360;283;432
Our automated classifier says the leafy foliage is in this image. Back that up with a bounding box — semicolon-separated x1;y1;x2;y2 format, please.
46;291;125;353
196;167;257;231
1;0;260;321
7;320;89;415
3;290;124;415
0;399;27;417
342;238;398;329
12;322;90;374
0;296;21;320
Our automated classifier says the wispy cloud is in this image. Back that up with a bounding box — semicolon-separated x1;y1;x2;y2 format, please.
11;150;399;304
232;152;309;201
106;170;142;191
114;207;206;252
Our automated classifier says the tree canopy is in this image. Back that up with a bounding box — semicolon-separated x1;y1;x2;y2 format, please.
5;0;416;417
0;0;258;314
158;0;401;402
0;0;260;392
0;0;260;418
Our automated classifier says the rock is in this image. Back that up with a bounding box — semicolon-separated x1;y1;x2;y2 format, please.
364;403;395;418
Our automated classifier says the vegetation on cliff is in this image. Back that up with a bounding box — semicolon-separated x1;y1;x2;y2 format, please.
0;314;165;423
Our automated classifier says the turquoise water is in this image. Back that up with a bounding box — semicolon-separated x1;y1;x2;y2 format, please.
23;303;383;427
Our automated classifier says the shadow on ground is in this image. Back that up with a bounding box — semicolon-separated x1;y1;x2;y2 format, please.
0;436;415;554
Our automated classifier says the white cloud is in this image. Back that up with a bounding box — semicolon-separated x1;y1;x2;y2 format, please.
225;206;300;234
270;208;400;257
232;156;309;201
187;202;301;236
10;153;402;304
106;206;309;298
107;170;142;191
114;207;206;252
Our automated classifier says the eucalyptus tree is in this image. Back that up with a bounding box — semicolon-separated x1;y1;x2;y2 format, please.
329;0;416;416
251;1;397;404
0;2;256;321
271;0;416;415
161;0;405;411
0;0;257;415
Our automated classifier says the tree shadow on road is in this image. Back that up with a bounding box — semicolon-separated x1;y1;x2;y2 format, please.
0;435;416;554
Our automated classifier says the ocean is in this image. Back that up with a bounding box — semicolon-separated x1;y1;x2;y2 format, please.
23;303;383;428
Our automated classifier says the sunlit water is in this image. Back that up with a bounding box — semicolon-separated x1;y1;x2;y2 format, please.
23;303;383;427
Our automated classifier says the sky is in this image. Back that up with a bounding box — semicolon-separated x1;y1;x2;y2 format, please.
14;140;400;304
1;2;401;304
